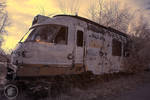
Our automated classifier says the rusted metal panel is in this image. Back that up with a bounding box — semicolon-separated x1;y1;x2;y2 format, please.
85;27;128;74
16;64;84;77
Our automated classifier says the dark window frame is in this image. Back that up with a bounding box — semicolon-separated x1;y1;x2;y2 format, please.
77;30;83;47
112;39;122;56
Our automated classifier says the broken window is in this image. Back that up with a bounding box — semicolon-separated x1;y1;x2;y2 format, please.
23;25;68;45
112;39;122;56
54;26;68;45
77;30;83;47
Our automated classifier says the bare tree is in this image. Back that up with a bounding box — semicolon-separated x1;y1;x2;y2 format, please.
0;2;10;60
123;14;150;73
56;0;80;15
88;0;134;33
0;2;8;47
0;3;9;84
128;13;150;39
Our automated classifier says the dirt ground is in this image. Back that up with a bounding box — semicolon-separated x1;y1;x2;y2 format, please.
1;71;150;100
57;71;150;100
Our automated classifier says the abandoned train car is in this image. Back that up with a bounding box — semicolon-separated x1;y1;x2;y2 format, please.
11;15;129;77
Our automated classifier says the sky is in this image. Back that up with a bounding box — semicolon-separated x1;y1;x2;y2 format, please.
2;0;89;52
1;0;150;53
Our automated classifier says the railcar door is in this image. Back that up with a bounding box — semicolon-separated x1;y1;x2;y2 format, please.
45;25;74;66
74;26;85;70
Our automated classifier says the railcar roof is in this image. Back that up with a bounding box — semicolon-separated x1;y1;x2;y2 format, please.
54;15;128;37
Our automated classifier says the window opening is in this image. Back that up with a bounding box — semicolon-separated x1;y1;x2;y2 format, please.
112;39;122;56
77;30;83;47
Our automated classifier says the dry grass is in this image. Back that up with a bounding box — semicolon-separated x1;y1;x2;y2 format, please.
1;71;150;100
123;37;150;73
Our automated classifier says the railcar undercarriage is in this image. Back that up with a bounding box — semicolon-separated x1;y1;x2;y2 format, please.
6;66;95;99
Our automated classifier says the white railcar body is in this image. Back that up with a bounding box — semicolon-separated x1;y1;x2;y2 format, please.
11;15;129;77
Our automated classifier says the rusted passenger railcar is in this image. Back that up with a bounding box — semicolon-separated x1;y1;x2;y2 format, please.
10;15;129;78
